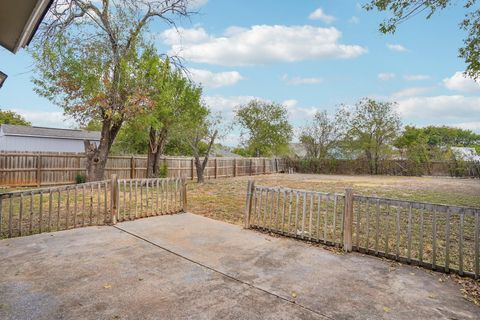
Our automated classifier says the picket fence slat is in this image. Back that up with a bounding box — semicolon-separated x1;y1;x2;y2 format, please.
0;177;187;240
246;183;480;279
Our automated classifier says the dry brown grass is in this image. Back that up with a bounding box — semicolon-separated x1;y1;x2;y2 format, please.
187;173;480;227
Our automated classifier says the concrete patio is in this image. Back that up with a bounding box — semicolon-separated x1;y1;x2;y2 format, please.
1;213;479;319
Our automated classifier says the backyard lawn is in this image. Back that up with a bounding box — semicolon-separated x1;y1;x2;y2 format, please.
187;173;480;226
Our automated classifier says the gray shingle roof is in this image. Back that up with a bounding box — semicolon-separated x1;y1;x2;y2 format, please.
0;124;101;141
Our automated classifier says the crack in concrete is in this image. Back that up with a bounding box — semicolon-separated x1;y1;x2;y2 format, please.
113;225;334;320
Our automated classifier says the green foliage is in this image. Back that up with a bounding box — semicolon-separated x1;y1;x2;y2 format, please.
235;100;293;157
114;47;207;157
158;163;168;178
75;173;86;184
395;125;480;164
232;147;250;157
0;109;31;126
299;110;344;159
341;98;401;174
365;0;480;79
81;119;102;132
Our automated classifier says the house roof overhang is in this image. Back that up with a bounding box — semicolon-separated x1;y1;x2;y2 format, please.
0;0;52;54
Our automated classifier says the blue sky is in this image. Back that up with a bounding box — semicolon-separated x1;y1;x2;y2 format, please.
1;0;479;146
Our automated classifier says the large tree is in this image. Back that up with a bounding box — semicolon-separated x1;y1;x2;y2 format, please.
174;109;219;183
299;110;344;159
235;100;293;157
32;0;192;181
0;110;31;126
341;98;401;174
365;0;480;79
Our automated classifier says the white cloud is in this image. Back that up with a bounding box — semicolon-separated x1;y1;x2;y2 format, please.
443;71;480;93
349;16;360;24
189;68;243;88
396;95;480;122
281;74;323;85
203;95;259;120
12;109;76;128
392;86;433;99
308;8;336;24
189;0;208;9
282;99;299;109
451;121;480;132
386;43;408;52
403;74;430;81
161;25;367;66
378;72;395;81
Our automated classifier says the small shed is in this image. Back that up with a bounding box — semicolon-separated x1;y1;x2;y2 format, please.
0;124;101;153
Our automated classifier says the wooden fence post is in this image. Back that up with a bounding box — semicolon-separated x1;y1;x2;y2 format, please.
214;158;218;179
130;156;135;179
182;178;188;212
343;188;354;252
263;158;266;174
36;155;42;187
191;158;194;180
244;180;255;228
109;174;118;225
249;159;253;176
233;158;237;177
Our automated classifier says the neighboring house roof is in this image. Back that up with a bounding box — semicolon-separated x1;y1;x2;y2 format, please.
211;146;243;158
451;147;480;162
0;0;52;53
289;143;307;158
0;124;101;141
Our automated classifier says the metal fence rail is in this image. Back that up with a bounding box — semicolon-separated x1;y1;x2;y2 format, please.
0;176;187;239
244;181;480;279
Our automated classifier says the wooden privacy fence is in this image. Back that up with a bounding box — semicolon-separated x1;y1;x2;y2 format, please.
244;181;480;279
0;176;186;239
0;152;286;187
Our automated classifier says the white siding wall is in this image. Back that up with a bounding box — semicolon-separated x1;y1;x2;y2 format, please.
0;136;98;152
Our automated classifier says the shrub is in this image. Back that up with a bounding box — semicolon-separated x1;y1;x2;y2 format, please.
159;163;168;178
75;173;87;184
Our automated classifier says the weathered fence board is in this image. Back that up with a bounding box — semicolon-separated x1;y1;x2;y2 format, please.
245;182;480;279
0;152;286;187
0;176;186;239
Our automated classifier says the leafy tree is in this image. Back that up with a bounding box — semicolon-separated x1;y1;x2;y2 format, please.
143;56;203;178
341;98;401;174
0;110;31;126
395;125;480;168
111;49;205;177
31;0;191;181
175;111;220;183
365;0;480;79
394;126;431;175
299;110;344;159
235;100;293;157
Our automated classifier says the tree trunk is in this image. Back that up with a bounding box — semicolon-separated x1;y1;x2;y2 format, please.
146;127;168;178
84;119;122;182
365;150;374;175
152;128;168;177
146;127;158;179
194;156;205;183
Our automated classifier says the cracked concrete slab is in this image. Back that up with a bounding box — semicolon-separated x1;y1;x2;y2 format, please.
1;213;479;319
